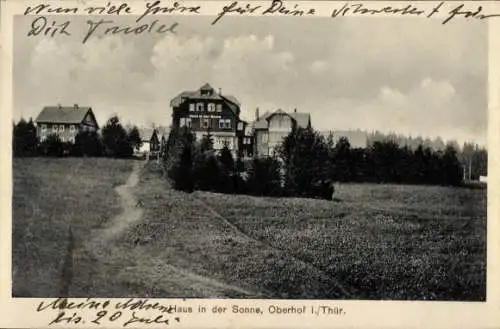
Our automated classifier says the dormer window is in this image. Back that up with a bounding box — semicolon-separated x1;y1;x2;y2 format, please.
200;83;214;96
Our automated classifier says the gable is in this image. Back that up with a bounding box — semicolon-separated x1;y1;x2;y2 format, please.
268;113;294;130
151;131;160;143
82;109;99;128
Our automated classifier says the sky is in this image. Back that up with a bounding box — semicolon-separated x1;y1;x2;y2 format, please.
13;15;488;145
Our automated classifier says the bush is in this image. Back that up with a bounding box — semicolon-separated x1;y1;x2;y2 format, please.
246;157;283;197
171;143;194;193
72;130;104;157
39;134;64;157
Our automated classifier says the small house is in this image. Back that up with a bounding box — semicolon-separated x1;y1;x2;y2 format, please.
35;104;99;143
137;127;160;156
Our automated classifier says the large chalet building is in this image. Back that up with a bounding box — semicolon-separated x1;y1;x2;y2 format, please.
170;83;252;158
35;104;99;143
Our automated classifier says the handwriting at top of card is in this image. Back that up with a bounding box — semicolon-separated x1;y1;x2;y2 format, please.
22;0;500;26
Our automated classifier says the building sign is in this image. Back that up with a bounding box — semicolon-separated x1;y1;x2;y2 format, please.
189;114;222;119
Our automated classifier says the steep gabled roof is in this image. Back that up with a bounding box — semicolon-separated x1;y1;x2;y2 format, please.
200;82;213;90
253;111;272;129
289;112;311;128
170;84;240;115
36;106;93;125
138;127;157;142
253;110;311;130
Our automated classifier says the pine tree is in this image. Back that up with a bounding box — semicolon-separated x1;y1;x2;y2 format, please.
218;142;234;175
200;132;214;153
218;142;235;193
13;118;38;156
246;157;283;196
128;126;143;152
331;136;352;182
172;144;194;192
278;127;329;196
73;130;103;157
442;144;463;186
101;115;133;157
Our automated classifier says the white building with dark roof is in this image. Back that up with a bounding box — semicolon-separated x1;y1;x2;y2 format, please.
35;104;98;143
253;108;311;157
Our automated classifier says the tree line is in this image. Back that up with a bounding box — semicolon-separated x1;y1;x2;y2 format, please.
164;126;481;200
12;116;143;157
365;130;487;180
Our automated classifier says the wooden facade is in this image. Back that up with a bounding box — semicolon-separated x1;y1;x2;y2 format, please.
171;83;250;157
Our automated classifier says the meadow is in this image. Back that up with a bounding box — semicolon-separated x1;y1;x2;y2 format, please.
11;158;486;300
12;157;134;297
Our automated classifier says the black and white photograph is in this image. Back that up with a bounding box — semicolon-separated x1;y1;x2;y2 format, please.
5;0;495;313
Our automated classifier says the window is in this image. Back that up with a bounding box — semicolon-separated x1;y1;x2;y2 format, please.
201;118;210;129
40;136;46;142
237;122;243;131
41;124;47;131
68;137;75;143
59;125;65;132
60;136;66;142
180;118;186;127
216;104;222;112
208;103;216;112
219;119;231;129
70;125;75;132
196;103;204;111
52;125;58;133
189;103;195;112
186;118;192;128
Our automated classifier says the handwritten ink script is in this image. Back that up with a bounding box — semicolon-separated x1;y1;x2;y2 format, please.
21;1;500;43
37;298;182;327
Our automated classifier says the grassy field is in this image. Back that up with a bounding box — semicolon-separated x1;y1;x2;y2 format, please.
12;158;486;300
123;162;486;300
12;157;134;297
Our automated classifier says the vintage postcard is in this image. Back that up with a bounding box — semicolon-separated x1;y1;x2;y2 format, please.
1;0;499;328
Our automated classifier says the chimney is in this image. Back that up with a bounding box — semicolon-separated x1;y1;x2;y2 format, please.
294;108;297;113
219;88;222;95
255;107;260;121
74;104;78;109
